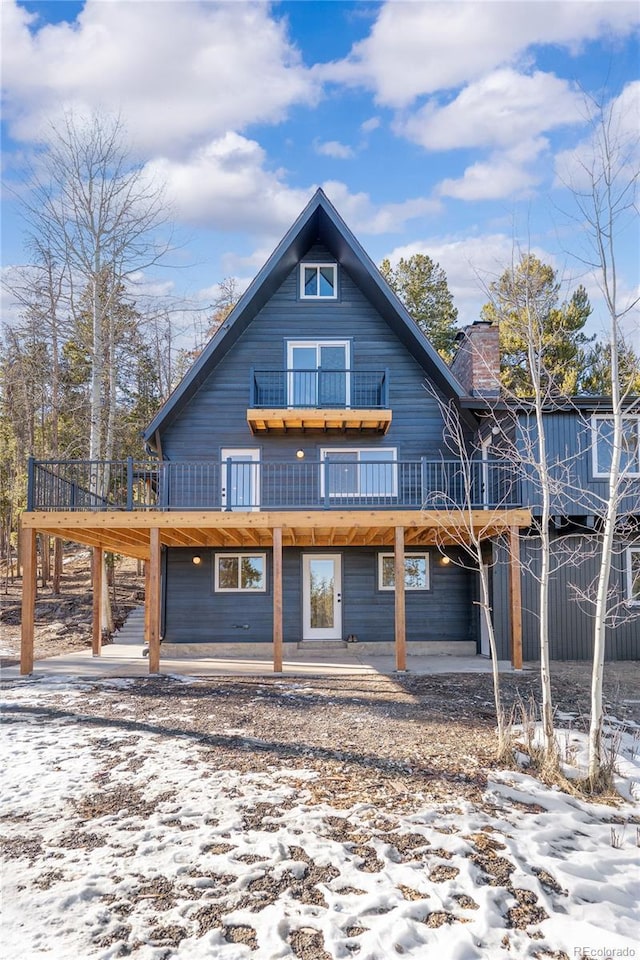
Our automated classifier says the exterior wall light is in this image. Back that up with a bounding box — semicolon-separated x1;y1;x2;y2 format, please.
440;555;451;565
296;449;305;459
192;555;202;565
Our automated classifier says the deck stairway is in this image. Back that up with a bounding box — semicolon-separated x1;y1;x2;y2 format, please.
114;606;145;646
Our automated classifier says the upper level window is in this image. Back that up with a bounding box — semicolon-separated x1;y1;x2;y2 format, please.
321;447;397;498
300;263;337;299
627;547;640;605
592;415;640;477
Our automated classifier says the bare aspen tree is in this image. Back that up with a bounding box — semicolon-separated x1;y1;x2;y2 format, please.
559;90;640;786
423;392;516;759
482;256;574;761
17;110;169;630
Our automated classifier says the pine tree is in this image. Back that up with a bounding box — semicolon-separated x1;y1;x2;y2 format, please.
482;255;593;396
380;254;458;361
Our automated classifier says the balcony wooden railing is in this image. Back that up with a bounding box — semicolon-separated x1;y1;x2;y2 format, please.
27;457;521;513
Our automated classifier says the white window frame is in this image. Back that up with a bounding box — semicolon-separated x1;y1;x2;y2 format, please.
300;263;338;300
627;546;640;606
378;552;430;591
214;552;267;593
591;414;640;478
287;340;351;408
320;447;398;498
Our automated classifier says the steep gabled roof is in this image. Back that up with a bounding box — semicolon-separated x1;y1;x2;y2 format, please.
143;188;467;447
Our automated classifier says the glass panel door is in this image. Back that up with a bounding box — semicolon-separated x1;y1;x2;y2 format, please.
319;344;347;406
287;341;349;408
302;554;342;640
221;449;260;511
290;345;317;407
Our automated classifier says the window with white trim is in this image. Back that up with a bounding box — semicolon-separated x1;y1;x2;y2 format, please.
214;553;266;592
321;447;397;498
591;415;640;477
300;263;337;299
287;340;350;407
378;553;430;591
627;547;640;605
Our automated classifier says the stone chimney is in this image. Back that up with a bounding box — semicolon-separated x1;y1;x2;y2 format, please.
450;320;500;397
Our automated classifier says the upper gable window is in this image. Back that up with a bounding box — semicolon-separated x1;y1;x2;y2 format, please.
591;415;640;477
300;263;337;299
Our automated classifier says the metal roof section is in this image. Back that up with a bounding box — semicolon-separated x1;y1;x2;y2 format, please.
143;188;467;447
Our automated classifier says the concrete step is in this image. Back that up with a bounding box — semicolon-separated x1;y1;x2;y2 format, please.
114;606;145;645
297;640;348;650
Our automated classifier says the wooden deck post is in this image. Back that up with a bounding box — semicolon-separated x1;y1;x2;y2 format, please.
20;525;37;676
92;546;103;656
509;526;523;670
273;527;283;673
148;527;161;675
394;526;407;672
144;560;150;648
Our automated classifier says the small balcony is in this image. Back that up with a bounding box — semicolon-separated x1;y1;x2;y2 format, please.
247;368;391;433
28;458;521;513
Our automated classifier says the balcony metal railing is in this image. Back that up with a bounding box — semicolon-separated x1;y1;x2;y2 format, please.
249;368;390;409
28;457;521;513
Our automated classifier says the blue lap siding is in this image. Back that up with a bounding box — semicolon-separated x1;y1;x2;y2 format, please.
163;547;475;647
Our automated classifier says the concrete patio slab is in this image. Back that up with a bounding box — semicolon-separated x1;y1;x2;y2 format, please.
1;641;517;681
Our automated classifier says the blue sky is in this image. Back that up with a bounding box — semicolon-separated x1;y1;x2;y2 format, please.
1;0;639;349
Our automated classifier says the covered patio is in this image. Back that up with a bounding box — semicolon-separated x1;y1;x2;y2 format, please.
20;507;530;677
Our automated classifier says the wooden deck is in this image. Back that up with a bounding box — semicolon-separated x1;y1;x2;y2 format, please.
20;507;530;678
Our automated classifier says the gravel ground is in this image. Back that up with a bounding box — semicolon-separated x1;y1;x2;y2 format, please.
3;666;638;811
2;668;639;960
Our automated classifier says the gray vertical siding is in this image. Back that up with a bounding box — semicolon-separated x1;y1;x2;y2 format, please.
164;546;474;646
516;412;640;516
512;533;640;661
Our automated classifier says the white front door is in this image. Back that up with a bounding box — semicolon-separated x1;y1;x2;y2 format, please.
302;554;342;640
221;448;260;511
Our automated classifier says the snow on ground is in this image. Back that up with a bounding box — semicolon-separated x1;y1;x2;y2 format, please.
1;677;639;960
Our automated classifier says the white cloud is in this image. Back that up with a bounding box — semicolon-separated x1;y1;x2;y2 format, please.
145;135;441;236
554;80;640;189
321;181;442;235
399;70;583;151
360;117;381;134
144;133;312;232
1;0;318;156
322;1;640;108
383;233;556;323
314;140;355;160
437;138;549;201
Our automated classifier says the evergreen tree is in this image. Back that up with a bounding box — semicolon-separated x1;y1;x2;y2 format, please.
380;254;458;361
580;338;640;395
482;255;593;396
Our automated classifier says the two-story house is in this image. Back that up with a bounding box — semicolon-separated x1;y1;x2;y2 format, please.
19;190;639;673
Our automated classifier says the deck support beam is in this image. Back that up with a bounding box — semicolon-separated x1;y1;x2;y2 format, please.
273;527;283;673
148;527;162;674
92;547;103;656
509;526;523;670
20;525;37;676
394;526;406;672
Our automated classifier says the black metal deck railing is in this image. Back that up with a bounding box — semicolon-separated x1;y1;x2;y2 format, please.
249;368;389;409
28;457;521;512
